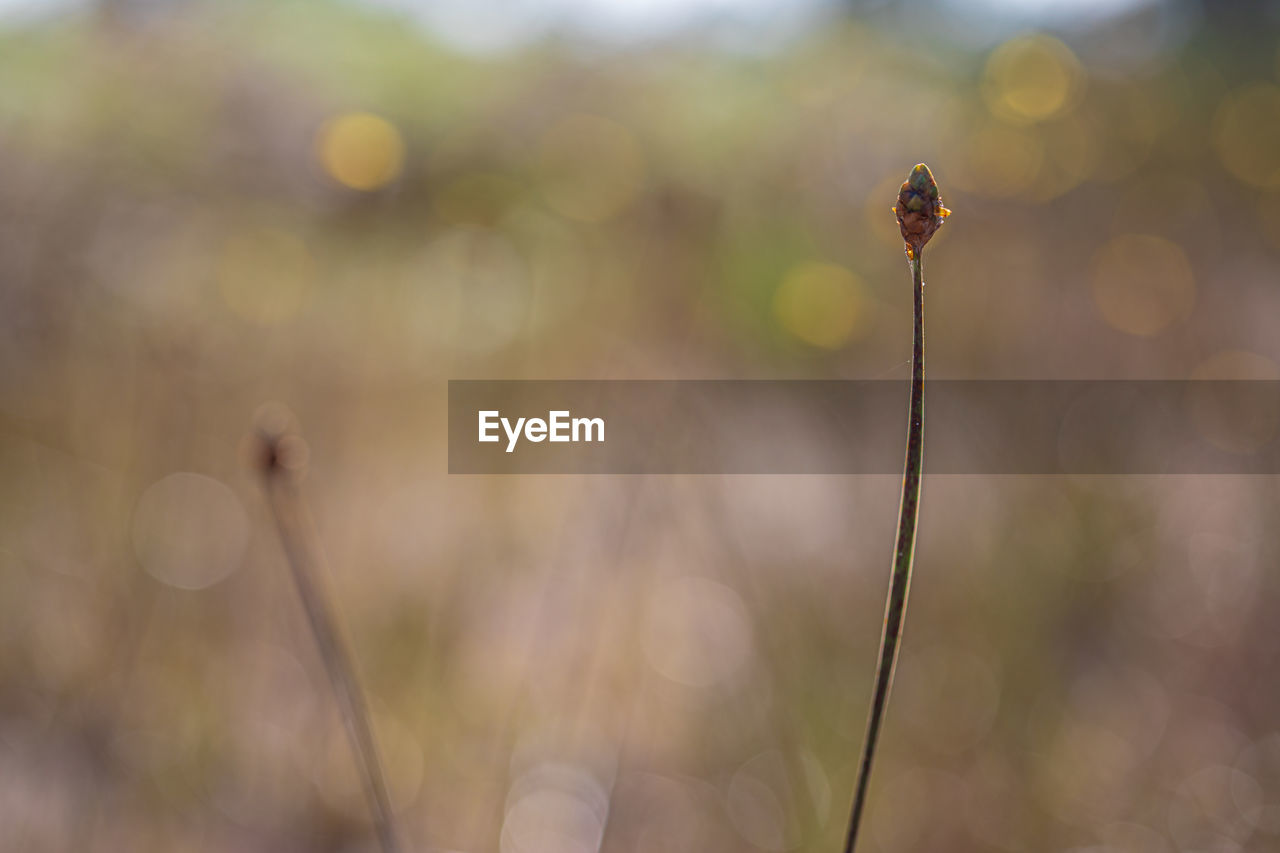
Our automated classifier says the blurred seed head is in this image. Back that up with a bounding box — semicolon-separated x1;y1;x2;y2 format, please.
247;402;311;480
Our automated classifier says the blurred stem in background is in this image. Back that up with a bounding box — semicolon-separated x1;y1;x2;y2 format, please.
253;405;402;853
843;165;947;853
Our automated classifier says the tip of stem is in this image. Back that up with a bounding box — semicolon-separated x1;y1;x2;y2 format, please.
908;163;936;196
896;163;949;259
248;402;310;479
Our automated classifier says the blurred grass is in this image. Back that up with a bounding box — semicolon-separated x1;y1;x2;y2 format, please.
3;1;1280;851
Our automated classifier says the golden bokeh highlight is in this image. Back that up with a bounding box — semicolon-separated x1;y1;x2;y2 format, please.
1186;351;1280;454
773;262;872;349
1091;234;1194;337
217;228;312;325
316;112;406;191
958;122;1044;197
982;34;1083;124
1029;115;1097;201
537;114;645;223
1212;84;1280;190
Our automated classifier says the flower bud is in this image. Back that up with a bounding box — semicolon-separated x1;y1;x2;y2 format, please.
894;163;950;259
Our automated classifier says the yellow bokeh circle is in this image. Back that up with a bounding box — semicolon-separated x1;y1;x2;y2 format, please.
773;262;872;349
1212;84;1280;190
982;34;1084;124
962;122;1044;197
1090;234;1194;337
316;112;406;191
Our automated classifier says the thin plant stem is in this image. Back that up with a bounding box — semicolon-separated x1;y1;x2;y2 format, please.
842;246;925;853
254;413;402;853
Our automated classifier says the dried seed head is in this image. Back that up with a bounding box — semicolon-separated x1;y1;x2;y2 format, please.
247;402;310;480
894;163;950;260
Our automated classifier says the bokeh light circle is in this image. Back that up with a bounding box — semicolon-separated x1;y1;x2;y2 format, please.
501;763;608;853
962;122;1044;197
132;473;248;590
1091;234;1195;336
982;34;1084;124
642;576;752;688
1186;351;1280;454
773;262;872;349
726;751;797;851
316;112;406;191
1213;84;1280;190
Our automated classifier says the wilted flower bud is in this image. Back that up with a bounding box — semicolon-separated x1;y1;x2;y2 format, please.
894;163;950;259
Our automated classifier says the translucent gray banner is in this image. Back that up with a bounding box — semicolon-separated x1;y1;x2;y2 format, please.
447;381;1280;474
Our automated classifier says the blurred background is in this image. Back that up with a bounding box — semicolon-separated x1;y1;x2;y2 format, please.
4;0;1280;850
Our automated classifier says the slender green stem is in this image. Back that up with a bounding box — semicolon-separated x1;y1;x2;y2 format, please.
257;428;402;853
843;247;925;853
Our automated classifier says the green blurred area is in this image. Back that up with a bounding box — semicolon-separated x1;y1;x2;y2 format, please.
3;2;1280;851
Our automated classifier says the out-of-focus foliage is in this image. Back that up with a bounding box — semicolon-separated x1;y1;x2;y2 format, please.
3;1;1280;851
